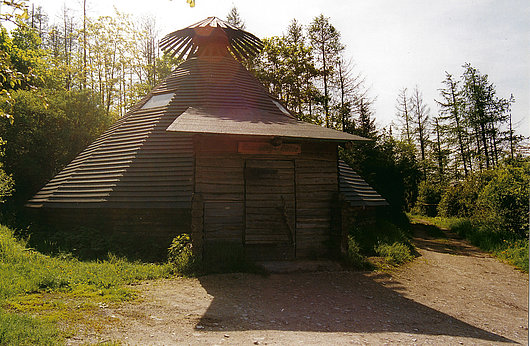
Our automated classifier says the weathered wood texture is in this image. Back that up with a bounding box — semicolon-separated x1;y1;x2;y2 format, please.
245;159;295;260
295;143;338;258
31;207;190;261
194;135;338;260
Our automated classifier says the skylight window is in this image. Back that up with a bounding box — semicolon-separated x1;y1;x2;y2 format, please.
272;100;291;116
141;93;175;109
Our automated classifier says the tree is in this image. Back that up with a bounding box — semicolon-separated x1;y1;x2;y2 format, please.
432;117;450;183
0;89;110;202
334;57;370;133
308;14;343;127
395;87;412;146
353;97;377;139
282;19;317;120
410;86;430;179
0;0;28;25
436;72;469;177
254;20;317;121
341;131;421;213
461;63;510;170
226;6;245;29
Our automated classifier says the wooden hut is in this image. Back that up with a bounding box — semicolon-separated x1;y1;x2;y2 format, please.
27;17;387;261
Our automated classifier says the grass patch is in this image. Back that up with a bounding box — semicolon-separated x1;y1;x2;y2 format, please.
344;236;373;270
0;224;174;344
0;310;60;345
346;219;415;269
375;242;414;266
411;215;529;273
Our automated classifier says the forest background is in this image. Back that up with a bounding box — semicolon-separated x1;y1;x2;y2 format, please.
0;1;528;265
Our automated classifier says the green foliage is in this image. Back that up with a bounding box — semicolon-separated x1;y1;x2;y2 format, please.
436;161;528;241
375;242;414;266
0;89;111;202
437;169;493;217
0;310;60;346
0;224;172;301
350;219;411;256
0;164;13;204
27;225;173;263
424;216;528;273
496;240;529;273
167;233;192;261
413;180;444;217
254;31;317;121
0;223;173;344
167;234;199;275
475;163;529;237
347;219;414;269
344;235;371;269
437;183;469;217
341;135;421;213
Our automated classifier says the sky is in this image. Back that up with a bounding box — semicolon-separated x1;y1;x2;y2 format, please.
29;0;529;136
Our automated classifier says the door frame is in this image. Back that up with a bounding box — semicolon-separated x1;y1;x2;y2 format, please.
243;158;297;259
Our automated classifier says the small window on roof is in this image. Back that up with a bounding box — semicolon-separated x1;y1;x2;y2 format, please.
141;93;175;109
272;99;291;116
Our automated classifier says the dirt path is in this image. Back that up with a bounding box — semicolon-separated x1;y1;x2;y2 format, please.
73;222;528;345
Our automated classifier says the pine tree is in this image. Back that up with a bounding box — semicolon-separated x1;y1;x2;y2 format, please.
436;72;469;177
226;6;245;29
308;14;343;128
395;87;413;146
410;86;430;179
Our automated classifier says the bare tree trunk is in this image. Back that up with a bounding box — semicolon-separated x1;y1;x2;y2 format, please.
509;110;514;160
449;82;468;176
435;118;444;180
82;0;87;89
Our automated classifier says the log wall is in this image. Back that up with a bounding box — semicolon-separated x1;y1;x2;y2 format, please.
30;207;190;261
194;135;339;260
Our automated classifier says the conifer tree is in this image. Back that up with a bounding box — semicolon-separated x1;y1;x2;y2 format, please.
308;14;343;127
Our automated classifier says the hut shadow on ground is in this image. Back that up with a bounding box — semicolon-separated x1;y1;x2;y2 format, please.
196;271;511;343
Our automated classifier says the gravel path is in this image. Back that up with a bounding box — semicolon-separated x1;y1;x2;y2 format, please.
72;222;528;345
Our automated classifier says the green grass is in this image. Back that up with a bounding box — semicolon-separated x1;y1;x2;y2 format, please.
0;224;174;344
0;310;60;345
411;215;529;273
374;242;414;266
346;219;415;269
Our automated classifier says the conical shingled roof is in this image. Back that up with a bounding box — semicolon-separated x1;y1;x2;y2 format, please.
160;16;263;61
28;18;367;209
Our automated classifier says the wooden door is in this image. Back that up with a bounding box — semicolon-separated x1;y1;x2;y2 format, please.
244;159;295;260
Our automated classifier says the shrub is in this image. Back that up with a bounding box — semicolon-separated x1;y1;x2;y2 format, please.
413;180;443;217
437;169;496;218
475;164;529;238
345;236;371;269
497;240;529;273
375;242;414;266
167;233;199;275
167;233;192;261
438;183;468;217
350;219;411;256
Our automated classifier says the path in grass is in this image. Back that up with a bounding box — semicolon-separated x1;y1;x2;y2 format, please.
74;221;528;345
